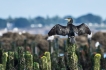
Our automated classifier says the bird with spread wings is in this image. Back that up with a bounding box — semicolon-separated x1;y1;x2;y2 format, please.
48;18;91;38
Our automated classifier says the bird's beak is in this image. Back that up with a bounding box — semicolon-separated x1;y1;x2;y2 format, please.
65;19;68;20
65;18;71;22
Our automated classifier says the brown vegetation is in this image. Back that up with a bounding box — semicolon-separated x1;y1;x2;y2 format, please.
0;31;106;52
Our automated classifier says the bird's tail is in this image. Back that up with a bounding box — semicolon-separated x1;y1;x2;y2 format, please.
69;36;76;43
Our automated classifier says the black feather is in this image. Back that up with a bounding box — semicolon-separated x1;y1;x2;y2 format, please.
48;24;69;36
76;23;91;35
48;20;91;37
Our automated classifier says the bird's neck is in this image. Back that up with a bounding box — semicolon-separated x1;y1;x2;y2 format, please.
68;20;73;24
67;22;72;26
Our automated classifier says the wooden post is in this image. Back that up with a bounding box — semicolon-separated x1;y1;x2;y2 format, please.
66;37;78;70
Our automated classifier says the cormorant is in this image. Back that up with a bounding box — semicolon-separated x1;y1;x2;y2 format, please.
48;18;91;38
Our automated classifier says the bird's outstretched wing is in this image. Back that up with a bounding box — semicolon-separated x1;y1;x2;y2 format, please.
76;23;91;35
48;24;69;36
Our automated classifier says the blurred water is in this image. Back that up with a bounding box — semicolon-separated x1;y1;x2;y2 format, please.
0;23;106;35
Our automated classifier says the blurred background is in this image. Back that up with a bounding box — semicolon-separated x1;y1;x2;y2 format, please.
0;0;106;35
0;1;106;70
0;0;106;55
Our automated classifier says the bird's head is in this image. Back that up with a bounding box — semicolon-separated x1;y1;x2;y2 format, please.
65;18;73;23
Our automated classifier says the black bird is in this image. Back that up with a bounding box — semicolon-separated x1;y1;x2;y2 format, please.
48;18;91;38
